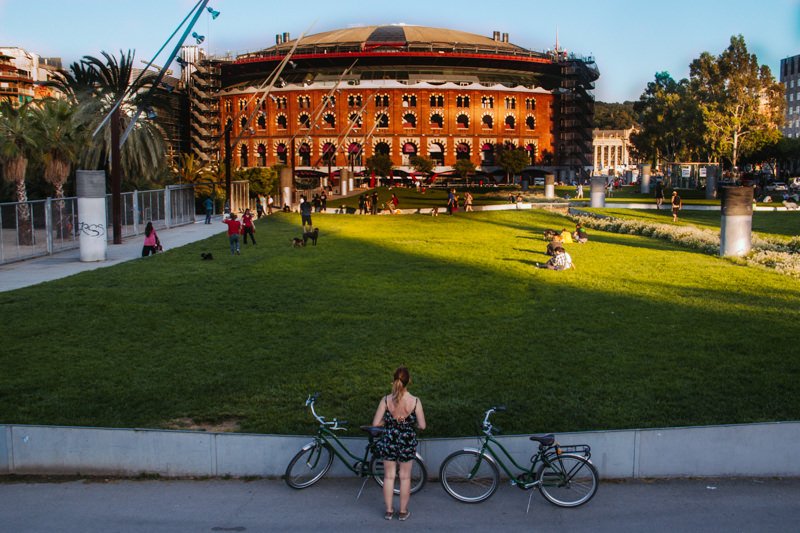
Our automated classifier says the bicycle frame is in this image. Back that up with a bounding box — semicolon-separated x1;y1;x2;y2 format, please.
473;435;542;488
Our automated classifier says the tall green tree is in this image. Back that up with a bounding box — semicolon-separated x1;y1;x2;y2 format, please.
594;101;638;129
409;155;434;176
365;153;393;178
689;35;784;169
494;146;530;184
453;158;475;180
0;100;37;244
32;99;84;199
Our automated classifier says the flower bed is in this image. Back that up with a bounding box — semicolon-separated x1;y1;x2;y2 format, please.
569;209;800;278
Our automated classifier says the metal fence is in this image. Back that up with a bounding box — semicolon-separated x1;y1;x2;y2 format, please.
0;185;197;265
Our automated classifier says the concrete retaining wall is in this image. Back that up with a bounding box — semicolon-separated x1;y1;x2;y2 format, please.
1;422;798;479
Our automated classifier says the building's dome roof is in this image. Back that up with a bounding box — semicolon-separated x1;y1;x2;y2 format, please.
267;24;524;53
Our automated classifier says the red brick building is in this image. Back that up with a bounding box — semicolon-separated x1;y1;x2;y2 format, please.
189;25;598;179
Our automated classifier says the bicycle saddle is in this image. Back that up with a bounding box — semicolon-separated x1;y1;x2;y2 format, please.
360;425;385;438
529;434;555;446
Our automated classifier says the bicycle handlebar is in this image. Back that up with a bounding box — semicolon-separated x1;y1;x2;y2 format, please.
481;405;507;435
305;392;348;431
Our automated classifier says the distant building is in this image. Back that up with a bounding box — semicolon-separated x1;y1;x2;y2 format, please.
592;128;635;175
0;47;62;102
780;54;800;138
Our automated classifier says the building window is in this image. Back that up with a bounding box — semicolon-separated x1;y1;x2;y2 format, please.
430;113;443;129
240;145;249;167
456;114;469;128
481;143;495;165
224;100;232;113
430;94;444;107
505;116;515;129
257;144;267;167
505;97;516;110
456;142;470;160
240;117;248;129
402;94;417;107
323;113;336;128
457;95;470;108
374;142;390;156
481;96;493;109
525;98;536;110
276;143;287;165
376;112;389;128
298;95;311;109
348;94;363;107
257;114;267;129
349;112;362;128
299;143;311;166
325;95;335;107
482;114;493;129
298;113;310;128
429;142;444;165
526;115;536;130
274;97;287;109
403;112;417;128
375;94;389;107
277;115;288;129
238;99;246;111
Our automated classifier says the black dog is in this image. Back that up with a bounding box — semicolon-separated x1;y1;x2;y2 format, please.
200;252;214;260
303;227;319;246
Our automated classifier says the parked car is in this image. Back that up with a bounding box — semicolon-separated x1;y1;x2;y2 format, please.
765;182;788;192
533;177;545;186
789;177;800;190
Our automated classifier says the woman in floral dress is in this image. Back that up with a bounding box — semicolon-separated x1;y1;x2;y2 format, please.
371;366;426;521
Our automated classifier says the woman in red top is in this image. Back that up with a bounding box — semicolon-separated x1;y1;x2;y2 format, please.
241;208;256;245
223;213;242;255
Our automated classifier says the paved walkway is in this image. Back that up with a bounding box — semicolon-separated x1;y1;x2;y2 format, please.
0;218;226;293
0;477;798;532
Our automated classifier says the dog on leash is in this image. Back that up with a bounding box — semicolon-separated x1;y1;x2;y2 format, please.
200;252;214;260
303;227;319;246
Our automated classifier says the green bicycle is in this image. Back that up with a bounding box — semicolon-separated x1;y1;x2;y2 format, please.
439;406;598;508
284;393;428;494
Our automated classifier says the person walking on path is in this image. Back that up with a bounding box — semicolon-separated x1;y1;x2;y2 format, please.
241;209;257;245
447;189;456;215
223;213;242;255
371;191;379;215
655;181;665;209
321;190;328;212
464;191;474;212
204;197;214;224
300;197;313;230
576;182;584;199
372;366;426;522
267;194;274;215
141;222;161;257
671;190;682;222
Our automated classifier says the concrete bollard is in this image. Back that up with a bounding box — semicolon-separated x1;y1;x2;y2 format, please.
544;173;555;199
340;169;350;196
640;164;651;194
705;166;717;200
76;170;108;262
720;187;754;257
280;167;293;210
590;177;606;208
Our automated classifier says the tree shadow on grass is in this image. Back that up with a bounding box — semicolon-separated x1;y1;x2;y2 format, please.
1;211;798;438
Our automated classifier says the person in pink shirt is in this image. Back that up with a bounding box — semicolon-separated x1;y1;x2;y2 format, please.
141;222;160;256
223;213;242;255
241;208;257;245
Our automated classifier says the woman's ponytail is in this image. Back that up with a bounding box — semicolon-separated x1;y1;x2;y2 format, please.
391;366;410;403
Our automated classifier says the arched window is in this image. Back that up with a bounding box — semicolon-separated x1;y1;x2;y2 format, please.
374;142;390;156
505;116;516;129
429;142;444;165
277;115;287;129
429;94;444;107
276;143;288;165
525;143;538;165
299;113;311;128
224;100;232;113
482;143;495;165
375;94;389;107
299;143;311;166
402;94;417;107
240;145;249;168
323;113;335;128
257;114;267;129
456;114;469;129
456;142;470;160
525;98;536;110
376;113;389;128
322;142;336;164
402;142;418;165
526;116;536;130
457;95;470;108
430;113;444;129
505;97;516;110
349;112;362;128
481;96;494;109
257;144;267;167
482;115;493;129
403;113;417;128
348;142;362;166
240;116;247;129
238;99;246;111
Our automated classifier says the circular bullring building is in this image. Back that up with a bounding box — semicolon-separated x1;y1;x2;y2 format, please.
189;25;598;182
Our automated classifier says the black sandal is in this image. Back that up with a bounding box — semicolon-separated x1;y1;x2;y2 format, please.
398;511;410;521
384;510;394;520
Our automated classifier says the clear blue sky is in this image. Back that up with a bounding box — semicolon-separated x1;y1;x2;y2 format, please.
2;0;799;102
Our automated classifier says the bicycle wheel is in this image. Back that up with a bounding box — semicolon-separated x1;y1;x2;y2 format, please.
284;442;334;489
536;453;598;507
370;454;428;494
439;450;499;503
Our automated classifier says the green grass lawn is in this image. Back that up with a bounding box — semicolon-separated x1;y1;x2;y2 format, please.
583;208;800;241
1;210;798;438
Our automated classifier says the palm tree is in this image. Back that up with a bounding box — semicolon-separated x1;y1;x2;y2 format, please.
0;99;37;244
49;50;166;243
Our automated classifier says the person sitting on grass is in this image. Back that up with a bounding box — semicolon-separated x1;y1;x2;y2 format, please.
573;223;588;243
537;247;574;271
546;233;563;256
560;228;574;244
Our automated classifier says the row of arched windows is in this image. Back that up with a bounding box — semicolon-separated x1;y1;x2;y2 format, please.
235;140;539;168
